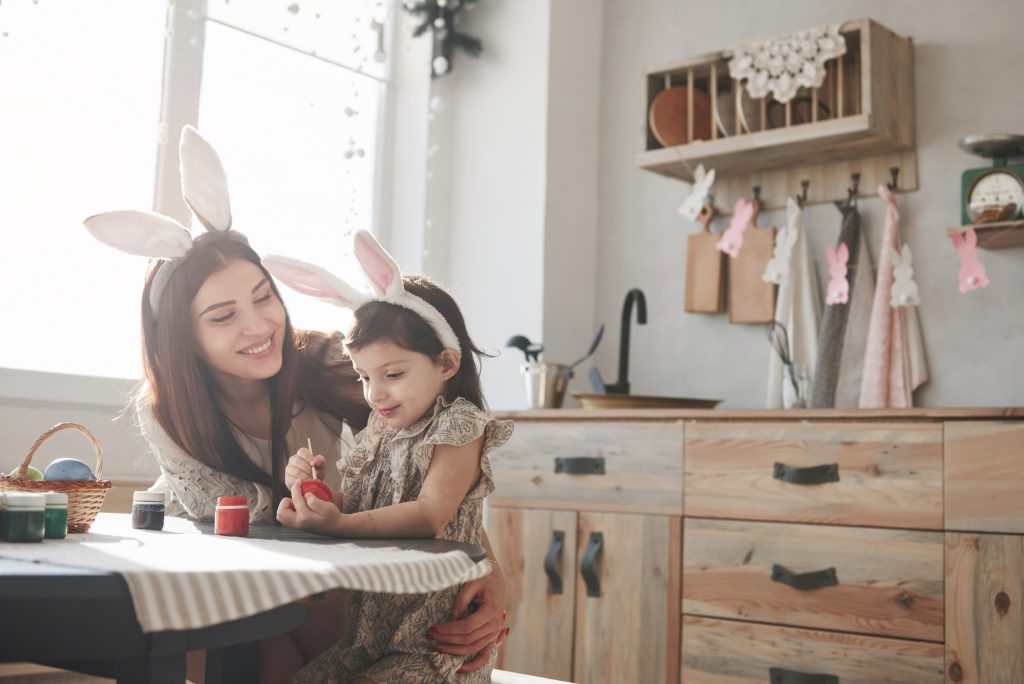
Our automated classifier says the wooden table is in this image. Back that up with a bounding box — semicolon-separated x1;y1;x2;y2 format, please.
0;521;486;683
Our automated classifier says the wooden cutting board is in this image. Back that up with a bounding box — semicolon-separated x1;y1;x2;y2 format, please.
685;205;725;313
728;202;776;323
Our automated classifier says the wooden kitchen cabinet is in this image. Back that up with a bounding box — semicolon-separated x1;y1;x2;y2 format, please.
489;408;1023;684
489;506;680;683
943;422;1024;683
945;422;1024;534
487;418;682;683
945;533;1024;683
488;507;577;681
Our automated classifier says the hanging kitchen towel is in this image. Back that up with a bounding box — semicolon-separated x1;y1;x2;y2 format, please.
859;184;929;407
809;200;860;408
833;223;875;407
766;197;821;408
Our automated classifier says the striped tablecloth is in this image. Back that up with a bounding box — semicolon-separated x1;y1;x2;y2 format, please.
0;513;490;633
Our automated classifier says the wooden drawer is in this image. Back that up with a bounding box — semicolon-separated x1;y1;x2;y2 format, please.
683;519;944;641
488;421;683;514
684;422;943;528
681;616;944;684
945;422;1024;533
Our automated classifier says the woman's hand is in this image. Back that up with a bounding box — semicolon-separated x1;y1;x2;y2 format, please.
285;447;326;489
276;480;344;535
426;569;509;673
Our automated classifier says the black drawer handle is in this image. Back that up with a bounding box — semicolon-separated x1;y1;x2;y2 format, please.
771;564;838;591
773;462;839;485
580;532;603;597
769;666;838;684
544;530;565;595
554;456;605;475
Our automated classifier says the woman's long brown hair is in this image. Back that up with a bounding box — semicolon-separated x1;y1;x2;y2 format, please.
139;233;370;505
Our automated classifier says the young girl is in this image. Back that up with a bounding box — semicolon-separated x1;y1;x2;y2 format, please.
267;231;513;684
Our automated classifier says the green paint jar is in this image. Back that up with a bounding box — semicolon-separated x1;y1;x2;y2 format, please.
3;492;45;542
44;491;68;539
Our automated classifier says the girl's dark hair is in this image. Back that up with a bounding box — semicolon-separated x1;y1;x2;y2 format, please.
139;232;370;504
344;274;489;410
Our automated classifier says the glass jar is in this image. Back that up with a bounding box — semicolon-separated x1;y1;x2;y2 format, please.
131;491;166;531
44;491;68;539
214;495;249;537
3;492;46;542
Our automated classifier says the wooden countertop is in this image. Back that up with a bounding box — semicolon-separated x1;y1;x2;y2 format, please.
494;407;1024;422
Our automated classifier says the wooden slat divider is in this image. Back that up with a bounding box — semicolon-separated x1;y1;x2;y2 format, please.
734;81;741;136
709;64;718;140
837;53;845;117
686;68;694;143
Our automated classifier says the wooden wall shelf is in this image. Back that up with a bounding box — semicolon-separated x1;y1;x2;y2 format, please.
638;18;917;213
946;220;1024;250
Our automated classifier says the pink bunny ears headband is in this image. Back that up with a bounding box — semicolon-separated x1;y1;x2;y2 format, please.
83;126;248;315
263;230;462;354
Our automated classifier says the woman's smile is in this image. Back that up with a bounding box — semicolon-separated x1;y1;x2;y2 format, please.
239;334;275;357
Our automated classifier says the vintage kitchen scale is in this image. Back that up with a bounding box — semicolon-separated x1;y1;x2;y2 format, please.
959;133;1024;225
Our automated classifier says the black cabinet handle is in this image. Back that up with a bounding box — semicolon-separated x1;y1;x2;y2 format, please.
554;456;605;475
544;530;565;594
580;532;603;597
769;666;838;684
771;564;838;591
773;462;839;485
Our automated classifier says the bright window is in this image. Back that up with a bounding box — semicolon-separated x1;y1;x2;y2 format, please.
0;0;389;380
0;0;164;380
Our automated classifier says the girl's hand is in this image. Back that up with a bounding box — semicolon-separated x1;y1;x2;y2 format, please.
284;447;326;489
277;480;344;535
426;570;509;673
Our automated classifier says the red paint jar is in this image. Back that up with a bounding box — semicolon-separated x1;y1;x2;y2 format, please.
214;495;249;536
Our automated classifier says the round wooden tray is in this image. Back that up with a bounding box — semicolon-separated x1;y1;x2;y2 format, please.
648;86;711;147
573;393;721;410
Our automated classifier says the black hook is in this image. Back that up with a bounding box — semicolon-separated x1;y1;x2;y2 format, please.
847;172;861;203
888;167;900;190
797;179;810;205
752;185;762;203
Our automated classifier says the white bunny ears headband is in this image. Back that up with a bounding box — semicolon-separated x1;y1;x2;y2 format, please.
83;125;247;314
263;230;462;354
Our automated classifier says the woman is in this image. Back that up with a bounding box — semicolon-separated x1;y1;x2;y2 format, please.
86;126;507;683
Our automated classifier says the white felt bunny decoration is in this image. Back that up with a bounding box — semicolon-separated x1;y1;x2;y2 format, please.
678;164;717;222
264;230;461;353
825;242;850;305
83;125;242;313
887;244;920;307
762;197;800;285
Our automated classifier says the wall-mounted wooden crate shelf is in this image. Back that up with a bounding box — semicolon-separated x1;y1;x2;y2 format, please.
946;220;1024;250
638;19;917;213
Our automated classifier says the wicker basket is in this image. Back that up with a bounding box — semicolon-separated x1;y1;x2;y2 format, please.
0;422;112;532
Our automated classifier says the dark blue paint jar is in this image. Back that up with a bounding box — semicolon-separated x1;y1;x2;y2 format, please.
131;491;165;531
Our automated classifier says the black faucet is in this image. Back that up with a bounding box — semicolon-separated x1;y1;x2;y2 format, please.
603;288;646;394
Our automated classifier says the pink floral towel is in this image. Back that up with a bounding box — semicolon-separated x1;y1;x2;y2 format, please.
859;185;928;408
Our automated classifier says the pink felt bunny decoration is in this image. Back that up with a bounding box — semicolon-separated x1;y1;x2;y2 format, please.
716;198;755;258
825;242;850;305
950;227;990;293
